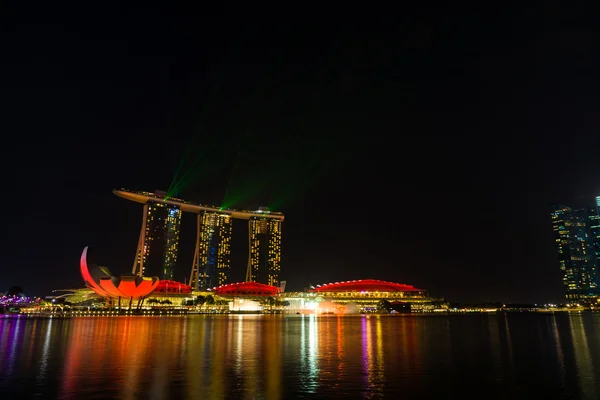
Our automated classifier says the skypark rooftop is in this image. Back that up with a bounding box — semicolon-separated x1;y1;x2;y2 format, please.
114;189;285;221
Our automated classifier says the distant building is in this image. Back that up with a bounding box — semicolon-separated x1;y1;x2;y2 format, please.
247;209;282;287
588;197;600;262
229;298;262;312
278;280;287;293
550;205;600;302
280;279;443;313
211;281;281;296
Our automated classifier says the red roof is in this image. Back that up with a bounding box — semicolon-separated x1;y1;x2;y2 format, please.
312;279;423;293
212;281;281;296
154;280;192;294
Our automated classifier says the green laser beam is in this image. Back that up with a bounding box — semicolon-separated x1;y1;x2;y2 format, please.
169;153;223;195
222;152;241;207
168;144;215;196
168;136;198;195
168;72;226;194
169;147;209;196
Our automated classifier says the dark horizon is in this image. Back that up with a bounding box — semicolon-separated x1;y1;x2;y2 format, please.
4;4;600;303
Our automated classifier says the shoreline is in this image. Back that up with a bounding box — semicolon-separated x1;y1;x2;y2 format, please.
1;309;593;319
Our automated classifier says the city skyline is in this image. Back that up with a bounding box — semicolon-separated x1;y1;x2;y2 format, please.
4;4;600;303
6;4;600;400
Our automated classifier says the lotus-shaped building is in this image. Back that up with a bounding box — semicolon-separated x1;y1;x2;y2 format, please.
80;247;159;299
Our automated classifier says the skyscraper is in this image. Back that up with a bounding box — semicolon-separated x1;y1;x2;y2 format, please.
550;205;600;302
133;201;182;280
589;197;600;262
115;189;284;289
189;212;232;290
246;209;282;287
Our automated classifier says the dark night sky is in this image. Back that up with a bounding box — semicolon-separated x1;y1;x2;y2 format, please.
2;4;600;303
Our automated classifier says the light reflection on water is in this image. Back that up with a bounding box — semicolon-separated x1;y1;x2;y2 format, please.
569;314;597;400
36;318;52;393
2;314;600;398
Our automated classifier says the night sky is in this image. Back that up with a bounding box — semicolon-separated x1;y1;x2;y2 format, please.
3;4;600;303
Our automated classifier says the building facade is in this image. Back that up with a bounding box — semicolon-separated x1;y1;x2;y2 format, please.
589;197;600;262
191;212;232;290
551;205;600;302
247;212;282;287
133;201;182;280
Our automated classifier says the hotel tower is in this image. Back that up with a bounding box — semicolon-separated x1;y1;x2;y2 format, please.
114;189;284;290
247;209;282;287
132;197;182;280
189;212;232;290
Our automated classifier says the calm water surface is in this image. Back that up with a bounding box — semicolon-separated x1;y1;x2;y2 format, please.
1;313;600;399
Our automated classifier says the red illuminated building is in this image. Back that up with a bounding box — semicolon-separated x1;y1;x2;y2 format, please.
80;246;159;299
154;280;192;294
211;281;281;296
311;279;425;294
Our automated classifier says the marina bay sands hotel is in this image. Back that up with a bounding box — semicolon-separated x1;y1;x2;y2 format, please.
114;189;284;291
